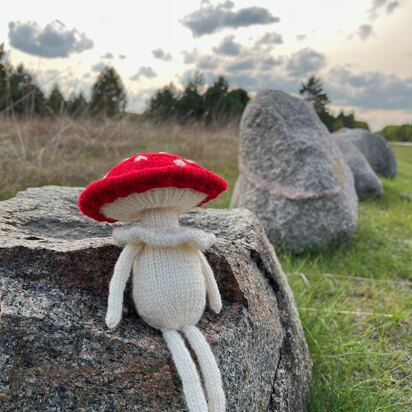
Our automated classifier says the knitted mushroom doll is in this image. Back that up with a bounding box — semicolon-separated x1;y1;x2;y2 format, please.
78;152;227;412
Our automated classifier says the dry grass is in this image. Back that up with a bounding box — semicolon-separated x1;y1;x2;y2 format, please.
0;116;239;207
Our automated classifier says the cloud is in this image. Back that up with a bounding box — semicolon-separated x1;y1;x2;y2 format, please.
327;66;412;110
128;88;157;112
386;1;400;14
286;48;326;78
213;35;242;56
8;20;93;58
296;34;306;41
226;58;255;73
119;54;127;60
225;74;258;89
181;1;280;37
101;52;114;59
358;24;374;40
255;31;284;48
197;55;220;70
368;0;400;19
182;48;200;64
260;56;284;71
130;67;157;81
152;48;172;61
91;62;106;72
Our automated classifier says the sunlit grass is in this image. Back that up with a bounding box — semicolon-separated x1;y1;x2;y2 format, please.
282;145;412;411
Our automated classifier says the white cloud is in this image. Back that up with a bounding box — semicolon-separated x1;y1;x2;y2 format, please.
358;24;374;40
152;48;172;61
327;66;412;110
180;1;280;37
101;52;114;59
368;0;400;19
130;67;157;81
255;31;284;48
286;48;326;78
213;35;242;56
91;62;106;72
8;20;93;58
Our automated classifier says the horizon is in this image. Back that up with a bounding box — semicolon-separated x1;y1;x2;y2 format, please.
1;0;411;130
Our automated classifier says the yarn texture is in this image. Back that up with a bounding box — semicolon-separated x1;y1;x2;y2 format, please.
78;153;227;412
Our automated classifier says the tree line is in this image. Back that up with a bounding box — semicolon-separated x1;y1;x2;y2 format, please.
0;43;126;118
377;124;412;142
144;72;250;124
1;42;372;131
299;75;369;132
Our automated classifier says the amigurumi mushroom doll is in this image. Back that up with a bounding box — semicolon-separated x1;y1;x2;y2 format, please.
78;152;227;412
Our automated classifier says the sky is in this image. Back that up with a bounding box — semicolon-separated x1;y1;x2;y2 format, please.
1;0;411;130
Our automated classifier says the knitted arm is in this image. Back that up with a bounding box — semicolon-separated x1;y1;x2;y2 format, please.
198;251;222;314
105;243;142;329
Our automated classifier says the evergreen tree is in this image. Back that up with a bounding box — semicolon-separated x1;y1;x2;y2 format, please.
67;92;88;118
145;83;178;120
47;84;66;115
218;88;250;122
0;43;8;111
89;66;126;117
299;75;330;114
176;72;205;121
299;75;369;132
8;64;46;116
144;73;250;125
204;76;229;123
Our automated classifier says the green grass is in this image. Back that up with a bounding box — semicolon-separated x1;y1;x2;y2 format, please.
280;145;412;411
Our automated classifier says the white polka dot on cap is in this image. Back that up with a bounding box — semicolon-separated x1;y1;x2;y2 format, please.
173;159;186;167
135;155;148;162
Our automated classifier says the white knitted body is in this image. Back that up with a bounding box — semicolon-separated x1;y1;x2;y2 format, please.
133;245;206;330
103;200;225;411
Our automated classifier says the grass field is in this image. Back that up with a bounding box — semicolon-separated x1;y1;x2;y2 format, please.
0;117;411;410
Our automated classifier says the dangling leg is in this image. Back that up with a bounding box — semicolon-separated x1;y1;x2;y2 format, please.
183;325;226;412
162;329;208;412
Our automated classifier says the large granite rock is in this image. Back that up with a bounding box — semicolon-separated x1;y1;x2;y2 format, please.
332;136;383;199
335;128;397;178
0;186;311;412
231;90;358;253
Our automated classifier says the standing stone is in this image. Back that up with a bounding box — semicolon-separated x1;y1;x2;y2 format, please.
231;90;358;253
0;186;311;412
332;136;383;199
335;128;397;178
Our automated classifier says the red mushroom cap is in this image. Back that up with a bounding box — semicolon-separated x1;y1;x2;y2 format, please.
78;152;228;223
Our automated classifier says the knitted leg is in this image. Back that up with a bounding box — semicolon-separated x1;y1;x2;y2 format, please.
162;329;208;412
183;325;226;412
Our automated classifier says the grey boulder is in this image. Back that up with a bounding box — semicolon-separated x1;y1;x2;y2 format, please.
231;90;358;253
332;136;383;199
335;128;397;178
0;186;311;412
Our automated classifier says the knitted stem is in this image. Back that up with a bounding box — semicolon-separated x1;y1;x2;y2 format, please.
140;207;179;229
183;325;226;412
162;329;208;412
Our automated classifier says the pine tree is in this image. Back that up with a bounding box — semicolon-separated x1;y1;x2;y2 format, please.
67;92;88;118
8;64;46;116
89;66;126;118
299;75;330;115
47;84;66;115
